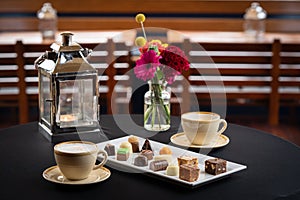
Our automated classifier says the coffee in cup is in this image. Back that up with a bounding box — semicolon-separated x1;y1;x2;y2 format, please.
54;141;108;180
181;112;227;145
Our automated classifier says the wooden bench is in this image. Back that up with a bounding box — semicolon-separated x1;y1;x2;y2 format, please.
0;38;299;126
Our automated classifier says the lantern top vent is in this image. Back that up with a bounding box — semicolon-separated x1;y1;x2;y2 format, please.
35;31;95;74
50;32;83;52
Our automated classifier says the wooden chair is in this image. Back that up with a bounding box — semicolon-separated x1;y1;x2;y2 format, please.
0;42;25;124
21;42;52;122
86;39;133;114
171;39;278;124
273;40;300;124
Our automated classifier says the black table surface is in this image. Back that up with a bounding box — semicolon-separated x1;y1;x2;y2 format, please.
0;115;299;200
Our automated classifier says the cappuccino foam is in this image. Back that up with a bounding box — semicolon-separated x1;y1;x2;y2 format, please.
56;143;96;154
182;112;218;121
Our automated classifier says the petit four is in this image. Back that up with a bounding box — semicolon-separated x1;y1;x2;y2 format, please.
120;141;133;153
177;156;198;166
104;143;115;156
205;158;227;175
166;164;179;176
159;146;172;155
142;139;152;151
153;155;173;164
128;136;140;153
134;155;148;167
149;160;168;171
117;148;130;161
179;164;200;182
140;149;153;160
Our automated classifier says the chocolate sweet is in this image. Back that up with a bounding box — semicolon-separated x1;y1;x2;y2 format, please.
140;149;153;160
117;148;129;161
153;155;173;164
128;136;140;153
104;143;115;156
159;146;172;155
179;164;200;182
120;141;133;153
141;138;152;151
205;158;227;175
177;156;198;166
149;160;168;171
133;155;148;167
166;164;179;176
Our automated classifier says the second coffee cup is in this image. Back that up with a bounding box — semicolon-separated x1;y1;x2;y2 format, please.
181;112;227;145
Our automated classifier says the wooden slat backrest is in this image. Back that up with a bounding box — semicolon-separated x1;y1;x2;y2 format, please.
0;42;27;123
278;42;300;101
22;43;50;105
170;39;276;123
0;44;19;102
85;39;133;114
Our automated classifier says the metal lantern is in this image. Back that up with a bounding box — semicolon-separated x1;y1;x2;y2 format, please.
35;32;99;142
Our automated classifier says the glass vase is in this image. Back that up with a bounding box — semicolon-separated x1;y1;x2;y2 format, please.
144;80;171;131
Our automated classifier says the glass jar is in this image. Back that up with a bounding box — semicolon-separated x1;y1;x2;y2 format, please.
37;3;57;41
144;80;171;131
243;2;267;39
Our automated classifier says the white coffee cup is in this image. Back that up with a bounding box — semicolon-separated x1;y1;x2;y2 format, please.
181;112;227;145
54;141;108;180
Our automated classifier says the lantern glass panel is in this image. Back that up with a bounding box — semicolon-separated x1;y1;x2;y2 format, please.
40;74;51;124
56;78;96;128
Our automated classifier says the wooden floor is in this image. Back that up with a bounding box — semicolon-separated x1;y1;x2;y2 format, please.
229;118;300;147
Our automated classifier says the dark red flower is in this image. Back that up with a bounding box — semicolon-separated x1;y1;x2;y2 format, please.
160;46;190;73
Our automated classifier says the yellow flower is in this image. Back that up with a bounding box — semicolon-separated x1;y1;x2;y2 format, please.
150;40;169;48
135;37;147;47
150;40;162;44
135;13;146;23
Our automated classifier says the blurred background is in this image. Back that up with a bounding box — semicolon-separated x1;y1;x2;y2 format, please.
0;0;299;145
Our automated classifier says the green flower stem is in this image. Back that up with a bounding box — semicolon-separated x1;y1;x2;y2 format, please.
144;104;153;122
144;73;171;126
151;102;156;127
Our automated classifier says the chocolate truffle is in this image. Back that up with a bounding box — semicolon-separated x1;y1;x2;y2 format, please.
159;146;172;155
179;164;200;182
205;158;227;175
141;139;152;151
149;160;168;171
104;143;115;156
177;156;198;166
128;136;140;153
133;155;148;167
140;149;153;160
117;148;129;161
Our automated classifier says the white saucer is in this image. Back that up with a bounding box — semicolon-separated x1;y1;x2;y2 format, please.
42;165;111;185
170;132;230;149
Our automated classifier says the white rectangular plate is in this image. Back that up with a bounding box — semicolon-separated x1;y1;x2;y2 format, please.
97;135;247;187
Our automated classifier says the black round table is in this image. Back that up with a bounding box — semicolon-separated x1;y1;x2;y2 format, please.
0;115;299;200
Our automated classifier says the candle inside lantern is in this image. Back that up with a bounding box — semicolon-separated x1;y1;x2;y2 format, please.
60;114;78;122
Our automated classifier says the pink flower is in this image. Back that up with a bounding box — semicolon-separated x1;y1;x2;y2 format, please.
162;66;180;84
134;50;161;81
